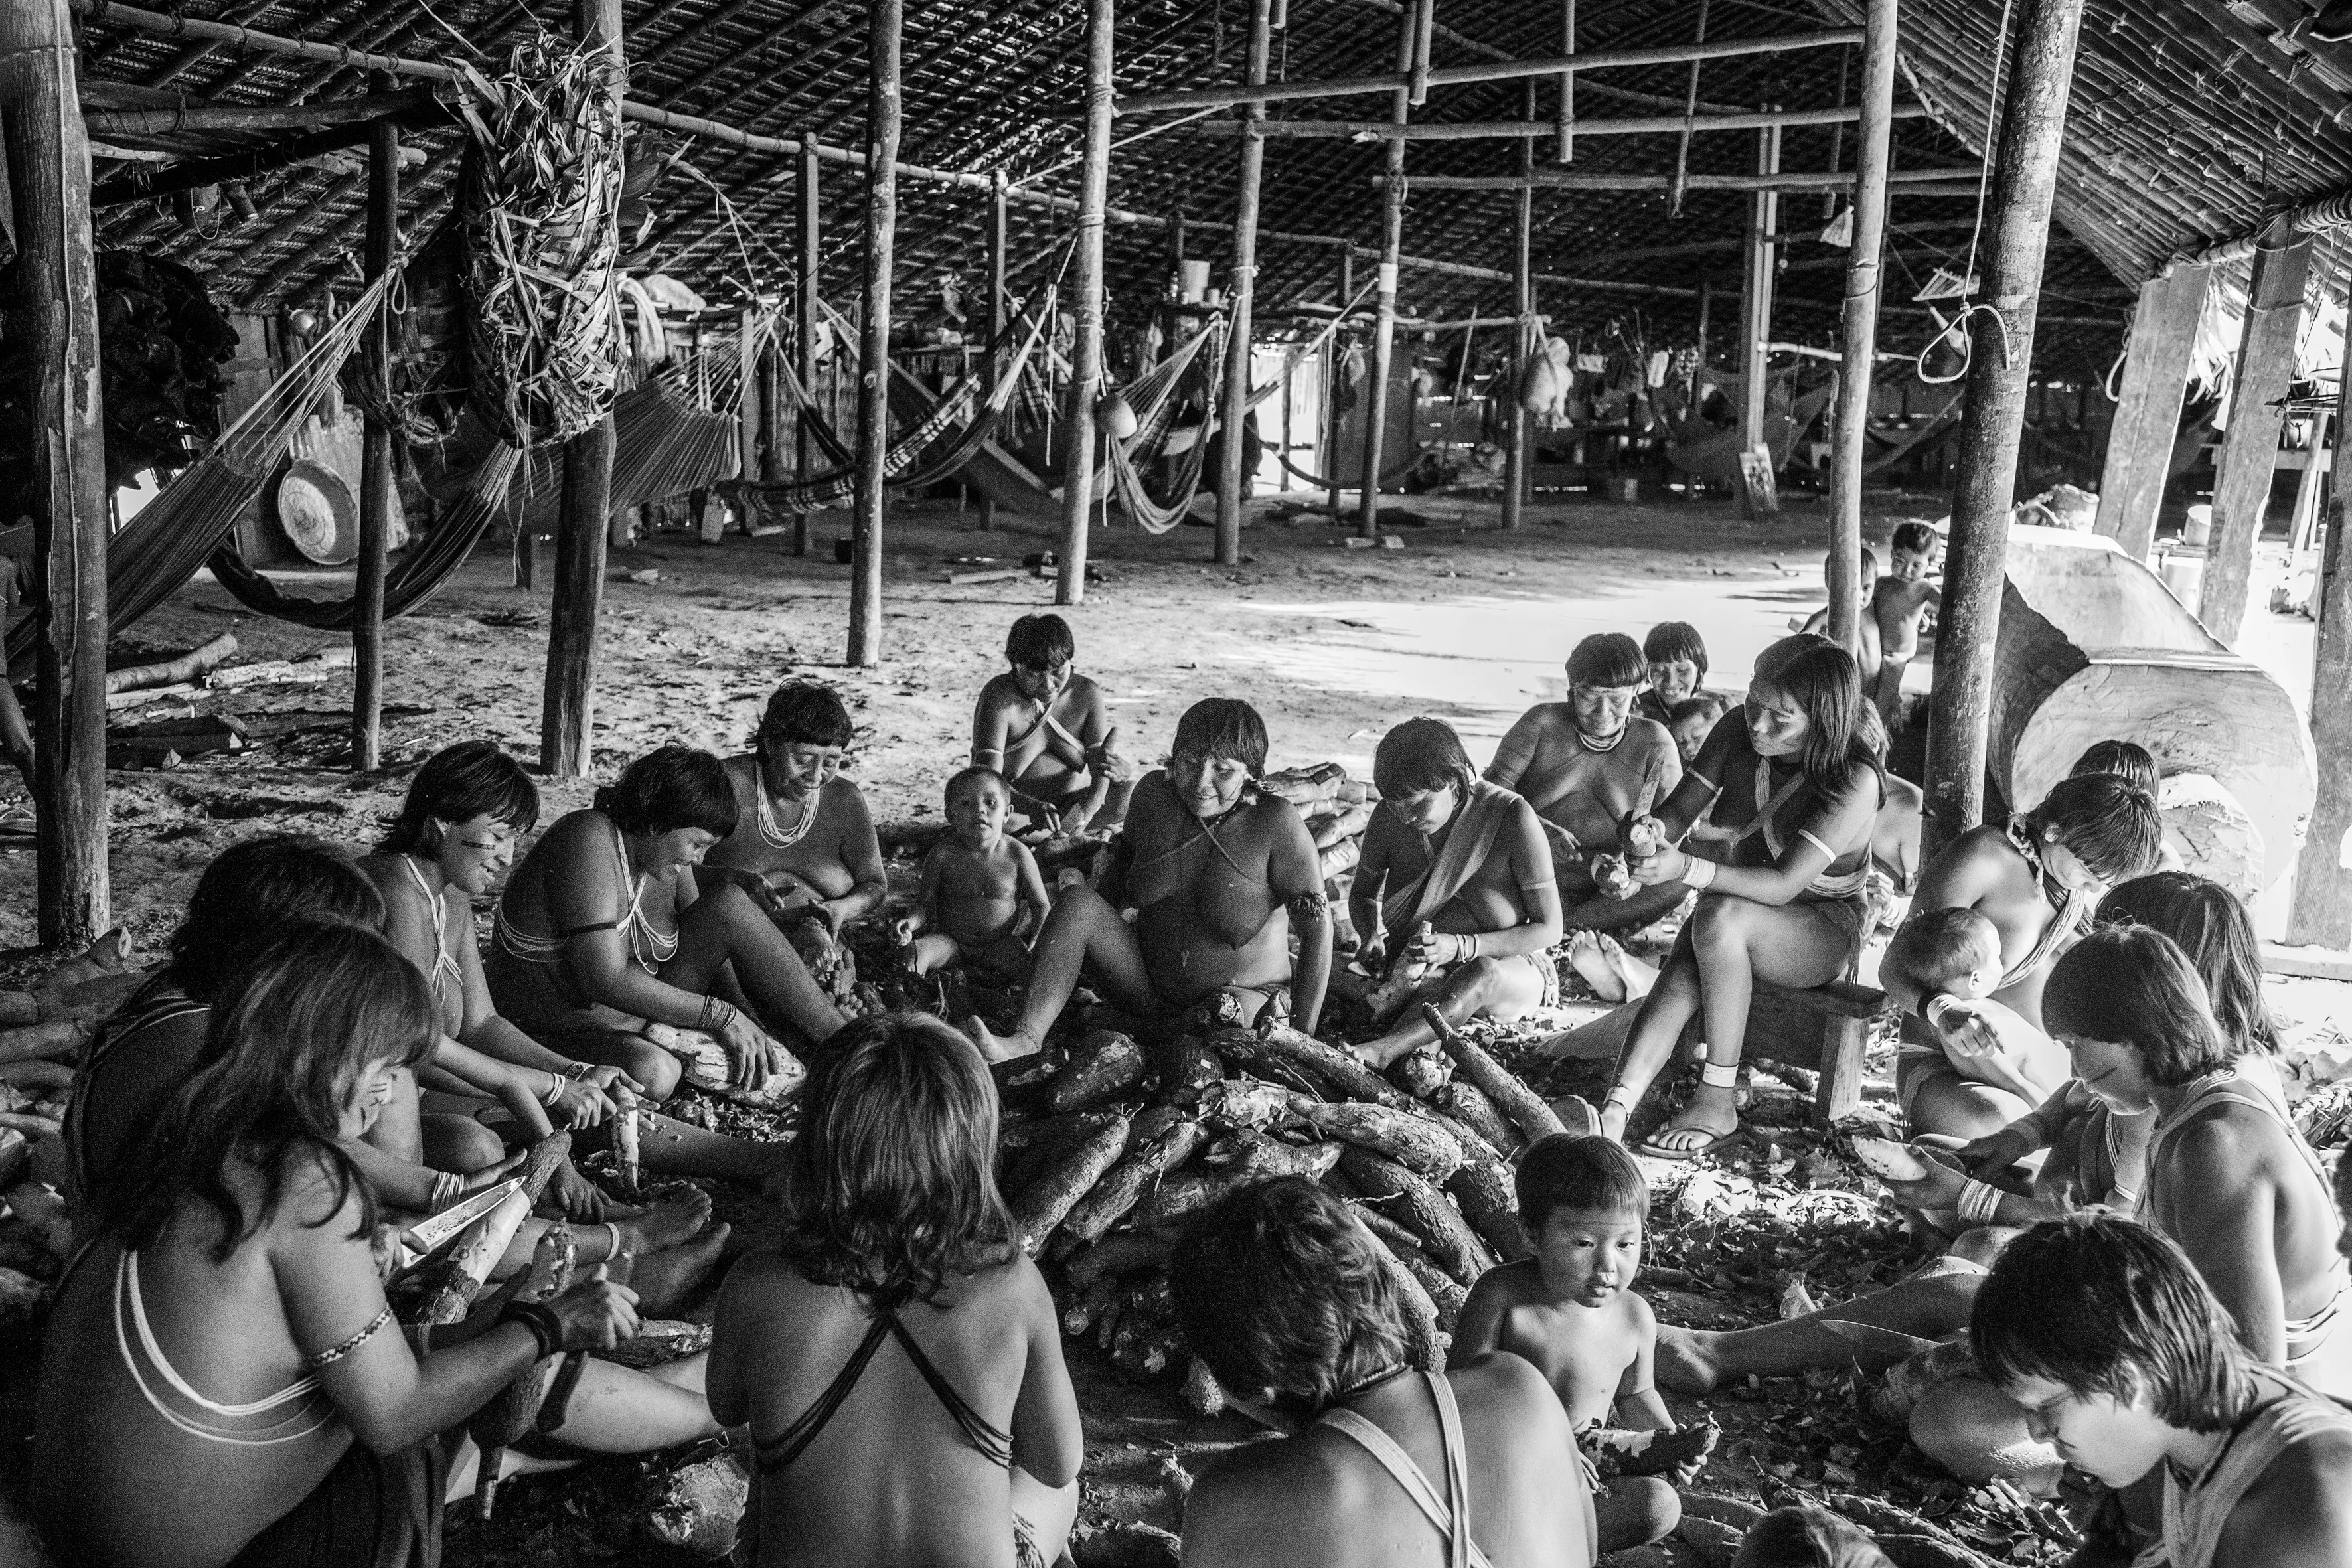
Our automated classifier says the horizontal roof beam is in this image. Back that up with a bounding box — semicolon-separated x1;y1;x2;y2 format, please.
1383;167;1982;194
1180;102;1932;141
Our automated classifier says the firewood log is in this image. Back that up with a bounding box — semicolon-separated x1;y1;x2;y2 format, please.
1422;1006;1565;1142
1011;1113;1131;1252
1063;1117;1207;1243
1427;1079;1524;1155
643;1449;750;1559
1046;1030;1149;1113
1065;1232;1173;1289
1285;1095;1463;1183
1337;1146;1490;1285
418;1134;570;1325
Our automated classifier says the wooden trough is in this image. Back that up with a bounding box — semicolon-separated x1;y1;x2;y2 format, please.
1992;524;2315;896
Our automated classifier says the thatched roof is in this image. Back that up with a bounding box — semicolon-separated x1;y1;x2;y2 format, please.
76;0;2352;381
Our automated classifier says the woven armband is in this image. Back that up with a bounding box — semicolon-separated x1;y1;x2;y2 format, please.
1288;890;1332;925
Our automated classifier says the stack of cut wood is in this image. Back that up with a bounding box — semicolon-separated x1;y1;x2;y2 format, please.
997;1003;1561;1408
1255;762;1379;898
1674;1492;2006;1568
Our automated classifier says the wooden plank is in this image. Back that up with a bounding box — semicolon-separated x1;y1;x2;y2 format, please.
1214;0;1273;568
1924;0;2087;858
2201;216;2312;645
2262;943;2352;982
846;0;902;663
1824;0;1895;652
2094;265;2209;560
2289;284;2352;947
1358;4;1415;539
3;0;111;945
1056;0;1113;605
539;0;622;776
351;72;397;775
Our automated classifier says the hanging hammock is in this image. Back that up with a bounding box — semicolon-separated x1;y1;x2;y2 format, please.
4;266;400;674
1105;323;1225;533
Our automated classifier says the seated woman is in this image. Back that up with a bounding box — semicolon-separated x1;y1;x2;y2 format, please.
1170;1176;1598;1568
709;1012;1081;1567
966;699;1332;1061
1974;1218;2352;1568
365;740;791;1192
701;683;888;986
35;920;718;1568
1589;637;1883;1158
971;613;1135;835
486;744;846;1102
1882;769;2162;1140
1346;718;1563;1069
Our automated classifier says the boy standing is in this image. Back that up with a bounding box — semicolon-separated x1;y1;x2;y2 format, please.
895;767;1053;980
1868;522;1941;724
1452;1136;1715;1553
1487;634;1684;933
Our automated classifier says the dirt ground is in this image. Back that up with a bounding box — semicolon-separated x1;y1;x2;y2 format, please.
0;487;2339;1567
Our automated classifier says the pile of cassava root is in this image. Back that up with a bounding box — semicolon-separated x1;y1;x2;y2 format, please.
996;998;1565;1413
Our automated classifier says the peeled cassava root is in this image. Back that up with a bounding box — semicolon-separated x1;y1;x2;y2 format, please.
998;1010;1554;1392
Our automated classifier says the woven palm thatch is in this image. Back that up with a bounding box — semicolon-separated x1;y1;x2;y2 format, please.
446;34;625;450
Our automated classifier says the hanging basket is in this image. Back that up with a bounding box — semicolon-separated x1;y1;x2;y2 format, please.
446;35;627;451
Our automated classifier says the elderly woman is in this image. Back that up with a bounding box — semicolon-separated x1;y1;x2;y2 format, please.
1589;637;1883;1158
35;921;718;1568
966;698;1330;1061
1169;1176;1597;1568
1883;768;2163;1140
971;613;1134;834
486;744;845;1102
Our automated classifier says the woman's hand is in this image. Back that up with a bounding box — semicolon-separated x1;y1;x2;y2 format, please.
716;1009;781;1090
1407;926;1468;968
1929;996;2041;1063
1878;1146;1969;1211
548;1156;610;1222
545;1266;641;1352
1957;1126;2037;1178
1354;937;1388;976
1095;739;1137;786
550;1075;618;1129
1627;846;1691;888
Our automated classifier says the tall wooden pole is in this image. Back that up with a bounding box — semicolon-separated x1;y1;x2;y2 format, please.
1824;1;1895;652
1215;0;1275;566
540;0;623;775
2092;264;2208;562
1326;247;1352;517
983;173;1008;532
1735;122;1779;477
795;143;818;558
351;74;398;773
1058;0;1114;605
1359;4;1417;538
2201;215;2312;646
2289;311;2352;947
1922;0;2086;857
848;0;903;664
1501;82;1534;531
1;0;108;945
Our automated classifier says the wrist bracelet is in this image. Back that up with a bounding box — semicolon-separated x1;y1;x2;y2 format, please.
564;1061;591;1081
1682;857;1717;891
1957;1178;2005;1226
1462;932;1479;963
542;1073;566;1108
500;1300;564;1360
430;1170;464;1210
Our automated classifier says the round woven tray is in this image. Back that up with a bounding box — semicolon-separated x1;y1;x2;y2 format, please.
275;459;358;565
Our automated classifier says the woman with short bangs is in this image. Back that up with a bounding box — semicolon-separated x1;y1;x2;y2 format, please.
710;1012;1081;1567
487;744;846;1106
34;922;717;1568
1589;637;1883;1158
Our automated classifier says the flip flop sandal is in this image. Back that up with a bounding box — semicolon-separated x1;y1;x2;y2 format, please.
1639;1119;1745;1162
469;1350;590;1518
1551;1094;1603;1139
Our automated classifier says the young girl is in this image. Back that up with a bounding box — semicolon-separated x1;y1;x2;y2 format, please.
486;744;844;1101
365;740;784;1196
35;921;716;1568
709;1012;1081;1567
971;613;1134;835
1591;637;1884;1158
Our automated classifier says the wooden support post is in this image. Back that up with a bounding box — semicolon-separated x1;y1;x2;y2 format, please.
759;327;783;488
795;143;818;558
2201;216;2312;645
847;0;903;665
1058;0;1114;605
1923;0;2086;857
2290;317;2352;947
1215;0;1274;566
1501;82;1533;531
2094;264;2209;560
1555;0;1575;162
1326;247;1352;516
540;0;623;776
351;73;398;773
1360;4;1415;538
1735;120;1779;490
2;0;109;945
984;173;1008;532
1824;0;1895;653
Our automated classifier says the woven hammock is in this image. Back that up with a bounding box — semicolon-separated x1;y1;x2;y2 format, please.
1106;323;1225;534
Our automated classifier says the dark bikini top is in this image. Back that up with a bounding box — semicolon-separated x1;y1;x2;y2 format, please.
754;1287;1013;1475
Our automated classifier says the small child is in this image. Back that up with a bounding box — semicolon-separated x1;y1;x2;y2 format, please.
894;767;1052;979
1867;522;1941;723
1798;546;1884;678
1636;622;1709;729
1452;1135;1717;1553
1901;905;2003;1001
1666;694;1729;767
